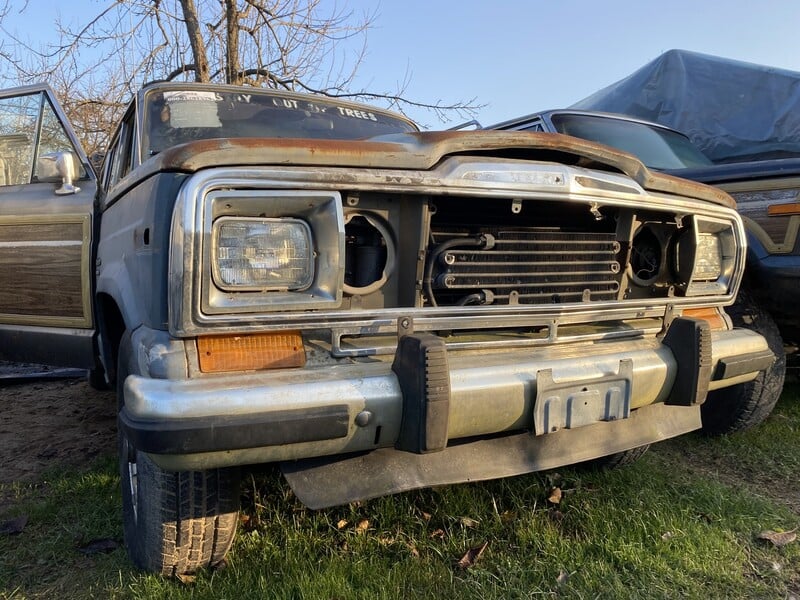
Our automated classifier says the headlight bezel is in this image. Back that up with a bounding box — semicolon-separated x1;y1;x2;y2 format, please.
201;188;344;314
672;215;737;297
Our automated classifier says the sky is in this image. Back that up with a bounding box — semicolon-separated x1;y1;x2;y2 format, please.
4;0;800;129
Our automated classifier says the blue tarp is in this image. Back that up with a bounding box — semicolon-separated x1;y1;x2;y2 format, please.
571;49;800;163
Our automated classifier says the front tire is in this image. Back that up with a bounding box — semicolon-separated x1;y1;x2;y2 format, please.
700;290;786;434
584;444;650;470
117;331;240;575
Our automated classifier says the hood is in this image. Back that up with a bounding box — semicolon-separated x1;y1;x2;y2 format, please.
137;130;734;208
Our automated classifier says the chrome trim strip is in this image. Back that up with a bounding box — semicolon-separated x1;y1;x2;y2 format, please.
330;317;665;357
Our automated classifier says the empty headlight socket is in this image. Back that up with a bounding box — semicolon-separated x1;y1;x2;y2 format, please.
629;221;680;288
343;211;396;296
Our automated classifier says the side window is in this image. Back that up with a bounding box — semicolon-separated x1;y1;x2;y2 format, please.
506;119;545;133
0;93;40;186
521;121;545;133
34;98;88;182
0;91;87;187
106;111;135;189
101;139;117;192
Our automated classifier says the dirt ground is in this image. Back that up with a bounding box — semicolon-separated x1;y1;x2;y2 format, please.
0;372;117;510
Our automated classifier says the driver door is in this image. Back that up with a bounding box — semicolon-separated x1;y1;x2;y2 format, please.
0;84;98;368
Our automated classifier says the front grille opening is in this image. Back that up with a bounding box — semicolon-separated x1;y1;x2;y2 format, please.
425;197;623;307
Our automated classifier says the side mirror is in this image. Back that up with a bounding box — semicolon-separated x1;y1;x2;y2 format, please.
38;151;81;195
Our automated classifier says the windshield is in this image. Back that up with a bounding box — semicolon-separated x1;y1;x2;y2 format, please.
551;114;712;170
142;88;417;157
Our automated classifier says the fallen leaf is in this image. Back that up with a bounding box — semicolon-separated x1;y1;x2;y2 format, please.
405;542;420;557
460;517;480;528
421;511;432;522
456;541;488;570
548;487;562;505
0;515;28;536
355;519;369;534
176;573;196;585
430;528;446;540
661;531;674;541
239;513;261;532
336;519;349;530
77;538;119;555
500;510;516;524
758;529;797;547
556;569;569;585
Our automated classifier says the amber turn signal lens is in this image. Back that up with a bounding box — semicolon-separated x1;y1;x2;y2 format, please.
767;202;800;216
682;307;727;331
197;331;306;373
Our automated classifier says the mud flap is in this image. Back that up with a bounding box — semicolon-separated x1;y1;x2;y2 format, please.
280;402;702;509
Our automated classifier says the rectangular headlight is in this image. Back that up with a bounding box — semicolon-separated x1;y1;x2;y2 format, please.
693;233;722;281
212;217;313;291
677;215;739;298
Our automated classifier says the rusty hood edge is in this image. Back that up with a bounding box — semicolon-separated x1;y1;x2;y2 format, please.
134;131;735;209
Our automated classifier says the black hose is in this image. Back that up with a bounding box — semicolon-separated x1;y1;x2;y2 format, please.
456;293;484;306
423;235;486;307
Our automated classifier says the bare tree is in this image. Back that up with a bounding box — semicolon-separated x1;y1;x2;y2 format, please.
0;1;481;152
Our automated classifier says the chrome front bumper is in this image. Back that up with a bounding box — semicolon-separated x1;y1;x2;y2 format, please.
118;323;772;472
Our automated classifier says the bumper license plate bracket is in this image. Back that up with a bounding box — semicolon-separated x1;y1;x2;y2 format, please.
534;359;633;436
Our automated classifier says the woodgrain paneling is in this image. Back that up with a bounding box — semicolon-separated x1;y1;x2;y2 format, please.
0;222;83;243
0;215;91;326
0;245;84;316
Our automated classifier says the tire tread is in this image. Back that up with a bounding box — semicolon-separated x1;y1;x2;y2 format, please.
700;289;786;434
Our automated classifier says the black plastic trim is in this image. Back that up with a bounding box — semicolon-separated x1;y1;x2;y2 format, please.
118;404;350;454
713;349;775;380
662;317;712;406
392;333;451;454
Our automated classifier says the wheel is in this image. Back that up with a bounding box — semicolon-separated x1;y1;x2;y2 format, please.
584;444;650;470
117;331;240;575
700;289;786;434
119;436;241;575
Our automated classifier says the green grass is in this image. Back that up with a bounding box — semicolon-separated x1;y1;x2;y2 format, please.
2;386;800;599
